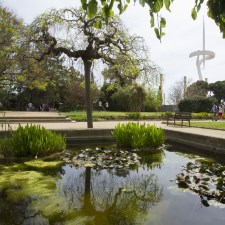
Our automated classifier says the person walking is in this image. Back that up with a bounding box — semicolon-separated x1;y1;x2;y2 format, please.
28;102;33;111
210;103;218;121
218;103;224;120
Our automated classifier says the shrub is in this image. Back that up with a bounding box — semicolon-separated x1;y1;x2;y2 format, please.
0;124;66;157
111;86;131;111
112;122;165;149
178;97;217;113
58;103;85;112
126;112;141;120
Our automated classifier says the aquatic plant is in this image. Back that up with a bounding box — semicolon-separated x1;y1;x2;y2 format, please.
0;124;66;157
176;162;225;208
112;122;165;149
66;147;140;170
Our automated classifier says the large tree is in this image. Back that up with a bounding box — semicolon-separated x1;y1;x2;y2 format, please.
28;8;154;128
186;80;209;99
81;0;225;40
102;39;159;88
209;80;225;102
0;5;23;89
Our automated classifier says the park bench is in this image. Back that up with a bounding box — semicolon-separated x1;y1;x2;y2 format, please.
167;112;191;127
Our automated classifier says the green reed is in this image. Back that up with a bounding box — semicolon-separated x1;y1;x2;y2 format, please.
1;124;66;157
112;122;165;149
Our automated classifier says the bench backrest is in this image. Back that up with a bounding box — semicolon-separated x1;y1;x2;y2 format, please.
174;112;191;119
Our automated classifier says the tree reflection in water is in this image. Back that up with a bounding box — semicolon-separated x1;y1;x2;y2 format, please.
57;164;163;224
0;149;164;225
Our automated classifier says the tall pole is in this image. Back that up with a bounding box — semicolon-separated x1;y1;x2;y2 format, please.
184;76;187;99
203;16;205;68
160;74;163;105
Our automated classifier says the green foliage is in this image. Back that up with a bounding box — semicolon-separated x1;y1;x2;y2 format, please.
0;124;66;157
112;122;165;149
209;81;225;102
58;103;85;112
144;88;162;111
111;85;146;112
205;0;225;38
186;80;209;99
178;97;217;113
126;112;141;120
161;111;174;118
111;86;131;111
130;85;146;112
82;0;225;40
191;112;211;119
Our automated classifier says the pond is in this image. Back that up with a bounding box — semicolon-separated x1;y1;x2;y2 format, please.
0;145;224;225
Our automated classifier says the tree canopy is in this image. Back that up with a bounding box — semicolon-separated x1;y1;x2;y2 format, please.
81;0;225;39
209;81;225;102
28;7;157;127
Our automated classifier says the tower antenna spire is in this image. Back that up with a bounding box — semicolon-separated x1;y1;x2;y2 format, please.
189;16;215;80
203;16;205;68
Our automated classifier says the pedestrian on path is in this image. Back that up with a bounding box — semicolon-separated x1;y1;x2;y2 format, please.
28;102;33;111
210;103;218;121
218;104;224;120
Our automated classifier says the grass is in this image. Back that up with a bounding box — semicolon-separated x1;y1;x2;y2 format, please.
64;111;168;121
186;121;225;130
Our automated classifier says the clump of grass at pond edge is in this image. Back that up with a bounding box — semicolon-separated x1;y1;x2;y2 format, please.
112;122;165;149
0;124;66;157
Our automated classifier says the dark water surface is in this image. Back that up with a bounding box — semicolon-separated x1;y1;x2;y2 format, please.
0;146;224;225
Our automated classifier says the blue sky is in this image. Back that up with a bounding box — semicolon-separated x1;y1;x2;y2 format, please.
4;0;225;103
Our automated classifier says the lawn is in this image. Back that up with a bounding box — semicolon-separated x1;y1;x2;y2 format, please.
188;121;225;130
64;111;165;121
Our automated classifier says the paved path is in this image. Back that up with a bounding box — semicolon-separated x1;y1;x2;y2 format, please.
1;111;225;139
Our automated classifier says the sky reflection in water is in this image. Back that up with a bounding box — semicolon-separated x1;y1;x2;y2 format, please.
0;147;224;225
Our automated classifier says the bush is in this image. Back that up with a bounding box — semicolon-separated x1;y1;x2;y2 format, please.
112;122;165;149
178;97;217;113
58;103;85;112
0;124;66;157
111;86;131;111
126;112;141;120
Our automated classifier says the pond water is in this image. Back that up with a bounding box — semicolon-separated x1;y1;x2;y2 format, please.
0;145;224;225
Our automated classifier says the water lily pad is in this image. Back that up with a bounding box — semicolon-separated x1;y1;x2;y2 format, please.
176;161;225;207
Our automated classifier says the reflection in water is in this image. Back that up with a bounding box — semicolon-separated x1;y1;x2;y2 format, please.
1;147;224;225
0;149;164;225
57;165;163;224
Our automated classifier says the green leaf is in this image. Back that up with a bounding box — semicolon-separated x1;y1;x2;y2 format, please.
154;28;161;40
160;17;166;28
87;0;98;18
139;0;145;7
150;13;154;27
123;4;129;13
94;20;102;29
164;0;171;11
81;0;88;10
153;0;164;13
117;2;123;14
191;8;197;20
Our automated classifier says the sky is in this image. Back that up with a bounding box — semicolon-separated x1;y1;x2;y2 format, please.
3;0;225;103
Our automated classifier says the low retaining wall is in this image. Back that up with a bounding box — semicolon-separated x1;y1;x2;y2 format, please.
56;128;225;159
163;129;225;158
1;127;225;159
54;129;115;146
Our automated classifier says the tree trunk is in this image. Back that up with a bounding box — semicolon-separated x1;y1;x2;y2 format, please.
83;60;93;128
